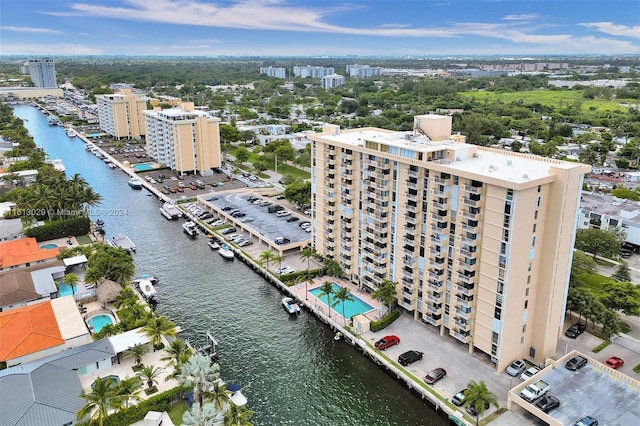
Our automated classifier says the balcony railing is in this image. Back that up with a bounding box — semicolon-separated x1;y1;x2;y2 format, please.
424;316;442;327
452;331;471;343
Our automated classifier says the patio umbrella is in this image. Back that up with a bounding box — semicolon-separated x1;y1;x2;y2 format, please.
96;279;122;304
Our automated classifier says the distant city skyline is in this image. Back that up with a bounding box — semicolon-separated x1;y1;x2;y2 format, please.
1;0;638;56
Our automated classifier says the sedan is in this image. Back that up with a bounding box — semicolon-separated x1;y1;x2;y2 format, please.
506;359;526;377
565;323;586;338
604;356;624;369
424;368;447;385
534;395;560;413
565;355;588;371
374;335;400;350
451;389;468;407
574;416;598;426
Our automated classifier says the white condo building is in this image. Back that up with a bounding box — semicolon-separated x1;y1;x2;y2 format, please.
293;66;335;78
96;89;149;140
321;74;345;90
259;66;286;79
28;58;57;88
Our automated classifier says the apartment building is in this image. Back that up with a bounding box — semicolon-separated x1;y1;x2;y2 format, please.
321;74;345;90
293;65;335;78
95;89;149;140
259;66;286;78
143;102;221;175
308;114;590;371
28;58;57;88
346;64;383;78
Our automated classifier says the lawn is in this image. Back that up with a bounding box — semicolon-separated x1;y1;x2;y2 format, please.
167;400;189;424
226;145;310;180
576;272;610;295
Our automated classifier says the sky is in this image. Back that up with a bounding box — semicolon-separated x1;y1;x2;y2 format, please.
1;0;639;57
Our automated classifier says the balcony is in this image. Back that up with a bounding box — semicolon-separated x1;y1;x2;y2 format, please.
462;210;479;220
407;169;419;178
462;198;478;207
430;234;445;244
428;270;444;281
403;257;415;266
433;176;446;184
427;280;443;291
426;292;442;303
460;248;477;259
452;331;471;344
456;296;473;309
406;203;418;213
432;200;448;210
460;236;476;246
454;318;469;329
462;185;480;194
426;303;443;315
456;284;475;296
461;223;477;232
454;308;472;319
402;291;414;300
433;188;450;198
424;315;442;327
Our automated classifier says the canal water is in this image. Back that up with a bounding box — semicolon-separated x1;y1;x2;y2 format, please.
12;105;446;426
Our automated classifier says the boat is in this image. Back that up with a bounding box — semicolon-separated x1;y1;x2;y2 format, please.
160;202;182;220
112;234;136;253
182;221;198;237
218;244;235;260
94;219;105;234
108;163;117;169
133;274;159;285
282;297;301;315
45;158;66;173
128;178;143;190
208;240;220;250
226;382;248;407
47;116;60;126
138;279;157;300
66;128;76;138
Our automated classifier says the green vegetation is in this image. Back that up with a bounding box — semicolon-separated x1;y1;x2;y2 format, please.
167;400;189;425
592;340;611;353
574;228;625;260
633;364;640;374
24;216;91;241
370;310;401;332
463;380;499;426
100;386;189;426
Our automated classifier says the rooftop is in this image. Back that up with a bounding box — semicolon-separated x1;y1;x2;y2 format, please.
0;237;59;269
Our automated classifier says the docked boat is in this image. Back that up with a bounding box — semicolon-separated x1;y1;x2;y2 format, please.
282;297;301;315
128;178;143;190
66;128;76;138
94;219;105;234
112;234;136;253
45;158;66;173
160;202;182;220
138;279;157;300
218;244;235;260
133;274;159;285
226;382;248;407
48;116;60;126
208;240;220;250
183;221;198;237
108;163;117;169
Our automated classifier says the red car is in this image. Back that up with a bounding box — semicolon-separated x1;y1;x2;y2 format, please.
375;335;400;350
424;367;447;385
604;356;624;369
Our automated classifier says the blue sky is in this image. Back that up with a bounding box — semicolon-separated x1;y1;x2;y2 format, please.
1;0;638;56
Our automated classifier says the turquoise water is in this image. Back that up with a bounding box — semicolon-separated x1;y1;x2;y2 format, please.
91;375;120;390
57;282;76;297
133;162;154;171
87;314;115;333
86;133;104;138
40;243;58;249
309;283;375;318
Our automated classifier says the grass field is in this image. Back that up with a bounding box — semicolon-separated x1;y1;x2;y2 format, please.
459;90;632;114
167;400;189;424
576;272;610;295
226;146;310;180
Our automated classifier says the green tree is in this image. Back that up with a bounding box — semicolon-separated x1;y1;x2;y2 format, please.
571;250;597;277
463;380;499;426
272;254;284;274
283;181;311;208
138;364;164;390
600;281;640;316
177;353;221;408
612;261;632;282
85;243;135;285
258;249;275;270
123;343;149;368
113;286;138;310
235;148;250;165
76;376;123;426
62;272;80;295
223;403;254;426
204;379;231;413
372;279;398;312
575;228;624;259
300;246;317;300
161;338;192;380
318;281;335;318
332;286;355;325
115;375;142;409
323;258;343;278
182;402;223;426
142;315;177;350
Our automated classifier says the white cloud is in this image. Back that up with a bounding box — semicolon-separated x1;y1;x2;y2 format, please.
580;22;640;38
502;14;539;21
0;43;102;55
1;26;63;34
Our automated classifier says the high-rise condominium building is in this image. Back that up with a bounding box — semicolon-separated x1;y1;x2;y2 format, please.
308;115;590;371
293;66;335;78
28;58;57;88
321;74;345;90
259;66;286;79
346;64;383;78
143;102;221;175
96;89;149;140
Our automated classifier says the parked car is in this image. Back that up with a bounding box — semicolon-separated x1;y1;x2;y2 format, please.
506;359;527;377
237;240;253;247
466;401;490;416
276;210;291;217
574;416;598;426
604;356;624;369
397;350;423;366
232;212;246;218
534;395;560;413
520;366;541;381
286;216;300;222
565;323;586;338
221;227;236;235
424;368;447;385
275;237;291;245
299;221;311;228
565;355;588;371
275;266;295;275
451;389;469;407
374;335;400;350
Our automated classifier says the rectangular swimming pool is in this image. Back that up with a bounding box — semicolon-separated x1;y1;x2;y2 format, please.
309;282;375;318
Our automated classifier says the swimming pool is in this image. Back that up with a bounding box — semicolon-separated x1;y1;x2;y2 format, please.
133;162;154;171
309;283;375;318
40;243;58;249
57;282;76;297
91;375;120;390
87;314;115;333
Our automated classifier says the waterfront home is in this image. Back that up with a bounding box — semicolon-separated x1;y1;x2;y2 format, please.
0;262;66;311
0;237;60;271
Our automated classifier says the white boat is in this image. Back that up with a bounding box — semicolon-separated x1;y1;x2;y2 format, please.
138;279;157;299
208;240;220;250
183;221;198;237
218;244;235;260
66;128;76;138
128;178;143;190
112;234;136;253
45;158;66;173
133;274;159;285
282;297;301;315
160;202;182;220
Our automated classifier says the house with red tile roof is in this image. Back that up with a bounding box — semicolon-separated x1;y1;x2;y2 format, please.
0;237;60;271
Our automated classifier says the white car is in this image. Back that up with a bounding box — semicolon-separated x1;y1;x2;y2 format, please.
520;366;541;381
275;266;295;274
276;210;291;217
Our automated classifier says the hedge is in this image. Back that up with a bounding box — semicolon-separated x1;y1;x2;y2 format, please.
370;310;400;332
280;268;324;283
101;385;189;426
24;216;91;241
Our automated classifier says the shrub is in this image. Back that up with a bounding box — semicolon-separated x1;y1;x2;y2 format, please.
24;216;90;241
280;268;324;284
633;364;640;374
592;340;611;353
103;386;188;426
370;310;400;332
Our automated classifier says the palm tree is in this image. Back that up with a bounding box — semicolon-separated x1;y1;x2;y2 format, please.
177;353;221;407
116;375;142;409
332;286;354;325
76;376;123;426
300;246;317;300
139;364;165;390
161;338;192;380
223;403;254;426
113;286;138;310
62;272;79;295
463;380;499;426
123;343;149;369
318;281;335;318
142;315;177;350
323;258;343;278
182;402;223;426
272;254;284;273
372;279;398;313
258;249;275;270
203;379;231;413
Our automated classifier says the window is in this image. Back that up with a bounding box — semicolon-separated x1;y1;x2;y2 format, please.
531;236;536;248
524;300;528;309
492;332;499;344
520;336;525;344
536;196;541;207
528;262;532;272
522;324;527;333
532;223;537;233
537;185;541;193
494;307;502;320
525;287;530;297
527;275;531;285
534;210;538;220
529;347;536;358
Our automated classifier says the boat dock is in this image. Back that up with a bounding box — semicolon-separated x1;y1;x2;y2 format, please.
112;234;136;253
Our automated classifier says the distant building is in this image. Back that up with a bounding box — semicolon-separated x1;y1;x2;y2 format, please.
293;65;335;78
19;62;30;75
321;74;345;90
346;64;383;78
95;88;149;140
28;58;57;88
144;102;222;175
259;66;287;78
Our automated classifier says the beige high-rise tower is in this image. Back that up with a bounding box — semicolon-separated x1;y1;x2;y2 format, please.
308;114;590;371
96;89;148;140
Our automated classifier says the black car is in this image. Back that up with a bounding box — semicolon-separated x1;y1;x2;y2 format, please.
534;395;560;413
565;355;588;371
466;401;490;416
286;216;299;222
565;323;586;338
397;350;423;366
